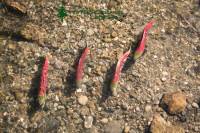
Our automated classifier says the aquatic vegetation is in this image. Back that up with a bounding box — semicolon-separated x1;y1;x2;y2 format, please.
70;5;124;20
57;4;124;21
111;48;131;96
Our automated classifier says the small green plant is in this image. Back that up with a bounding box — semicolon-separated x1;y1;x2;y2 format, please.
57;4;124;21
58;4;68;22
70;5;124;20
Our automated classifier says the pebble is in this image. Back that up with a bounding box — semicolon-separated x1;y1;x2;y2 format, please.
161;77;167;82
81;84;87;92
194;126;199;132
67;108;73;114
38;117;60;132
88;101;96;110
55;95;59;102
161;28;166;33
54;103;58;108
153;55;158;59
111;31;118;38
104;121;122;133
62;19;67;26
145;105;152;112
121;103;129;110
78;95;88;105
57;106;65;110
150;114;185;133
84;116;93;128
191;102;199;108
87;127;99;133
135;106;140;112
101;118;109;124
80;106;90;116
8;43;16;50
54;59;63;69
162;71;168;76
87;29;94;36
124;125;130;133
161;91;187;114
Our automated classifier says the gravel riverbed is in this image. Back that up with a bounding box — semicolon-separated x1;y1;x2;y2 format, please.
0;0;200;133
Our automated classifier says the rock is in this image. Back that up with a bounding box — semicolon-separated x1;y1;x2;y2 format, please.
150;114;185;133
161;91;187;114
5;1;27;14
87;29;94;36
124;125;130;133
111;31;118;38
11;89;25;103
192;102;199;108
84;116;93;129
0;91;6;104
20;23;47;44
135;106;140;112
67;108;73;115
103;37;112;43
194;126;199;132
13;91;24;101
145;104;152;112
196;21;200;33
54;59;63;69
80;106;90;116
31;112;45;123
85;127;99;133
38;117;60;132
62;19;67;26
121;103;129;110
55;95;59;102
101;118;109;124
161;77;167;82
88;101;96;111
104;121;123;133
8;43;16;50
78;95;88;105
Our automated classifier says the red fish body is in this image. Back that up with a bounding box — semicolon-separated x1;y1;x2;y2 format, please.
76;47;90;88
111;49;131;96
134;20;154;60
38;57;49;108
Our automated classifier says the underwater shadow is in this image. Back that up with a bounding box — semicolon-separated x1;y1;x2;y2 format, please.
27;57;44;118
144;125;151;133
64;48;85;96
100;64;115;103
0;31;33;42
2;2;27;16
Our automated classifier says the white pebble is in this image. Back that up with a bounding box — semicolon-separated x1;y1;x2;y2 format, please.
84;116;93;128
192;102;199;108
87;29;94;36
62;19;67;26
101;118;108;124
78;95;88;105
161;77;167;82
162;71;168;76
55;95;59;102
145;105;152;112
